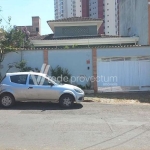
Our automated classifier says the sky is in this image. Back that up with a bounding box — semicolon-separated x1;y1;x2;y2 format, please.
0;0;54;35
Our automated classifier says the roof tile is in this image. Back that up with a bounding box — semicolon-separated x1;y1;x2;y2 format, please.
30;34;127;41
47;17;103;23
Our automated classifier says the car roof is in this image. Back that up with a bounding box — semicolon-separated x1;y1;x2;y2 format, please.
6;72;46;76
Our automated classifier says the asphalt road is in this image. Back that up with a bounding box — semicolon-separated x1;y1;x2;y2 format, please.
0;102;150;150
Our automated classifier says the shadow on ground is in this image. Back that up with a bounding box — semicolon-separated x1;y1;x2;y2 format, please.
0;102;83;110
85;92;150;104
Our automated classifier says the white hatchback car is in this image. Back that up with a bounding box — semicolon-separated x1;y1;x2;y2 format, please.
0;72;84;108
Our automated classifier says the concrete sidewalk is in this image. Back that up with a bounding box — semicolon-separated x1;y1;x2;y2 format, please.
84;92;150;105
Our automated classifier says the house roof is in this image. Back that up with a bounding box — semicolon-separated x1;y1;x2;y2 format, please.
47;17;103;23
4;44;144;51
47;17;103;32
30;34;54;40
30;34;126;41
30;35;139;48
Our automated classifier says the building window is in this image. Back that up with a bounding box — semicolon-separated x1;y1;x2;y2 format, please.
36;27;39;32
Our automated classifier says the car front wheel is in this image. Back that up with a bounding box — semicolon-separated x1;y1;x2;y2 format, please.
0;93;15;108
59;94;74;108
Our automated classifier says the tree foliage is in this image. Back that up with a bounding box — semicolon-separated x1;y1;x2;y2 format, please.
15;60;39;72
0;7;33;63
51;66;71;84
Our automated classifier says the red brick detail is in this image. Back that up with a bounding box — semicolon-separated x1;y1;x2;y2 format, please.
43;50;48;65
92;48;98;93
82;0;89;17
98;0;104;34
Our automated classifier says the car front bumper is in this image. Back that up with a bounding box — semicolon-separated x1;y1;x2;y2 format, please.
75;93;85;103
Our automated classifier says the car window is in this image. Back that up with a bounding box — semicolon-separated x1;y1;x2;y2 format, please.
10;75;28;85
29;75;50;86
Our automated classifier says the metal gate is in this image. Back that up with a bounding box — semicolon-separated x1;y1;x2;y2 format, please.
97;57;150;92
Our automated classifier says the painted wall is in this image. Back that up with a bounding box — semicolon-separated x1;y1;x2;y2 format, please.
1;52;21;77
54;26;97;37
1;47;150;88
48;49;93;85
1;49;93;86
22;50;43;69
97;47;150;58
1;50;43;77
119;0;148;45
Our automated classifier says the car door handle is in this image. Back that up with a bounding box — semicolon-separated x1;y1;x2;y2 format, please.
28;87;33;89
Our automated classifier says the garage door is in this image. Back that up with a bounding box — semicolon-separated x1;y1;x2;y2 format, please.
97;57;150;91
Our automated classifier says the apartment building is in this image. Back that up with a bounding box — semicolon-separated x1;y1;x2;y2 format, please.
82;0;119;35
54;0;82;19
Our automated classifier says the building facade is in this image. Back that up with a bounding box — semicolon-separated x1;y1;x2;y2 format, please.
54;0;82;19
119;0;150;45
31;17;138;48
104;0;119;35
83;0;119;35
54;0;119;35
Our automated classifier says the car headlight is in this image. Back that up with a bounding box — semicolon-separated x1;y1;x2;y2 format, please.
74;88;82;93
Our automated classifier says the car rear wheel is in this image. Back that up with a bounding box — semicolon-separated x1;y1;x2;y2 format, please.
0;93;15;108
59;94;74;108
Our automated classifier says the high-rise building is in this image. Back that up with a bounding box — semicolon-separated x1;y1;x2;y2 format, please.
83;0;119;35
103;0;119;35
54;0;82;20
54;0;119;35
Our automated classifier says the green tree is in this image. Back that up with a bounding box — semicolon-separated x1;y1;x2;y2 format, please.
51;66;71;84
0;7;33;80
0;25;33;63
15;60;39;72
0;7;33;63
